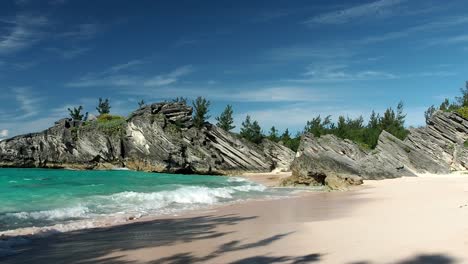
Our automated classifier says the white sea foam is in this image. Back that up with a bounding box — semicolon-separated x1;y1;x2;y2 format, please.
227;177;248;183
7;205;90;220
106;184;266;211
1;182;274;241
6;184;266;223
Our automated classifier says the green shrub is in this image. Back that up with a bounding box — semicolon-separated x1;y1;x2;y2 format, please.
80;114;127;136
464;140;468;148
456;107;468;119
97;114;125;123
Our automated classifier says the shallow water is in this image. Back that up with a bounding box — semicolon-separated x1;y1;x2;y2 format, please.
0;168;297;233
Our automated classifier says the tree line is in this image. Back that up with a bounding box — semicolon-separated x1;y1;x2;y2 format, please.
199;98;409;151
425;81;468;123
67;96;410;152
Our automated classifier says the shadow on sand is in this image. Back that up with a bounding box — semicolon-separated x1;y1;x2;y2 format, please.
1;195;459;264
2;213;323;264
350;254;456;264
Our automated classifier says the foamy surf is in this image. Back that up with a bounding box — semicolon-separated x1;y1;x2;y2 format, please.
0;170;292;239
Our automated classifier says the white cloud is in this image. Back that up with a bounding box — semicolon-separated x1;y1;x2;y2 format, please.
120;85;335;104
0;14;49;55
228;87;329;102
305;0;405;25
359;16;468;44
108;60;145;73
67;64;193;88
291;64;397;83
143;65;194;87
0;87;44;122
406;71;457;78
14;87;43;119
267;46;353;61
0;129;8;137
429;34;468;46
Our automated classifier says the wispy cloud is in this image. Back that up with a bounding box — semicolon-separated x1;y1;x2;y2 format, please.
48;47;92;59
406;71;457;78
60;23;99;40
0;14;49;55
266;46;354;61
13;87;43;119
143;66;194;87
0;87;44;122
428;34;468;46
67;64;193;88
120;84;334;104
291;64;397;83
108;60;145;73
304;0;405;25
0;60;37;70
359;16;468;44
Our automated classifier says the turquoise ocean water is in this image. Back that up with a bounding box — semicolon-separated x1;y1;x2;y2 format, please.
0;168;295;233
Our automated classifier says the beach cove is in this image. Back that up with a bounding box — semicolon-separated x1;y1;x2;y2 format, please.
2;173;468;263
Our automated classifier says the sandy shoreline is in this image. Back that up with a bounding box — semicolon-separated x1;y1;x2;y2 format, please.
2;174;468;263
238;171;293;187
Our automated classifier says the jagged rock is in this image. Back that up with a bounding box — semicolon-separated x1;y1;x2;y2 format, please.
405;111;468;171
260;139;295;172
287;111;468;187
287;134;364;188
0;102;293;175
324;173;363;191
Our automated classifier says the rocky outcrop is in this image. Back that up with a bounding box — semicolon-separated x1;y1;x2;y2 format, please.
288;111;468;187
405;111;468;171
260;139;295;172
0;102;295;175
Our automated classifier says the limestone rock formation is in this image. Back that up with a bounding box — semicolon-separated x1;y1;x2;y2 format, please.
0;102;295;175
287;111;468;187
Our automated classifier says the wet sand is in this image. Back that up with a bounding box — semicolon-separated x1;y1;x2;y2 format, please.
238;171;292;187
3;175;468;264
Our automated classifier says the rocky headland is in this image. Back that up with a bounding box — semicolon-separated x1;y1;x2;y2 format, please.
0;102;295;175
285;110;468;189
1;103;467;190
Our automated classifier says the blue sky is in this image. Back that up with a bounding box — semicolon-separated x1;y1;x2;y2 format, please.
1;0;468;139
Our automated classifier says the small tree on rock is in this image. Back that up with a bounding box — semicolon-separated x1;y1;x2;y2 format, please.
96;98;111;115
192;96;210;129
240;115;263;144
173;97;188;104
216;104;235;131
424;105;436;124
68;106;85;121
138;99;146;108
267;126;279;142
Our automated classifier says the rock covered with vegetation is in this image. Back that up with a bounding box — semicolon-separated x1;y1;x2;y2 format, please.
0;100;295;174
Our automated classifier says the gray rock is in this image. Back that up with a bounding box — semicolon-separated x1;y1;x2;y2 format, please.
0;102;294;175
288;111;468;187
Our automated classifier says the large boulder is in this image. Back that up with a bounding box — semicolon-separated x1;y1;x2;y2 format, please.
286;134;365;189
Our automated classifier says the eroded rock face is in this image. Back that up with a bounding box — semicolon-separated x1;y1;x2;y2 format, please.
0;102;294;175
405;111;468;171
288;111;468;186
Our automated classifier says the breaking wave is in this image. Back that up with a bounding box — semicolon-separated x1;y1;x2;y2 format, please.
2;183;269;232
